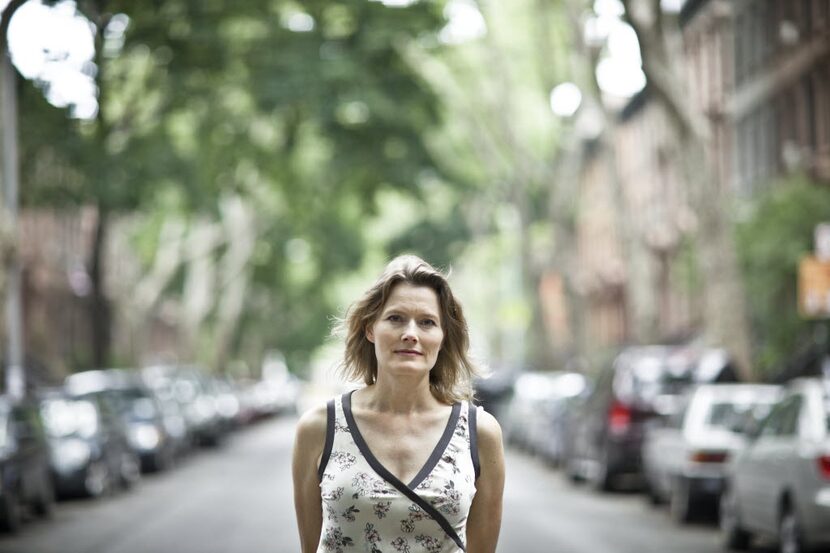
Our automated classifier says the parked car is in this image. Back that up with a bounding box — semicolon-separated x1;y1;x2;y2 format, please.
40;389;140;498
642;383;781;522
503;371;563;451
720;377;830;553
503;371;586;464
0;396;55;532
562;345;737;491
473;369;516;421
65;369;180;472
142;365;226;447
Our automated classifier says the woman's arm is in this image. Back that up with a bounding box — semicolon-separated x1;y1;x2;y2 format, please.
292;404;328;553
466;408;505;553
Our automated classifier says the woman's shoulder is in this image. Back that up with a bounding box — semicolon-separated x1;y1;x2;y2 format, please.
294;401;329;446
473;406;503;447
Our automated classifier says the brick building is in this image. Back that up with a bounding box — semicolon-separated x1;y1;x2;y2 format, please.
564;0;830;353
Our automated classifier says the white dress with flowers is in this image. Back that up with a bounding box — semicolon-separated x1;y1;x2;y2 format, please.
316;391;480;553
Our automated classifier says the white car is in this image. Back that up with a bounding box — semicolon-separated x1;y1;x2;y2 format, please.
642;383;781;522
721;377;830;553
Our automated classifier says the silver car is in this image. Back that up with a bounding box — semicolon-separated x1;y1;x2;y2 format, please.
642;383;781;522
721;377;830;553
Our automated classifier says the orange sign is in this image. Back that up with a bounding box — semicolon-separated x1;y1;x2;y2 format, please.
798;256;830;319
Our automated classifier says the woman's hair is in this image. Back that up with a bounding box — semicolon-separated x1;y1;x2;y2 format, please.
337;255;479;404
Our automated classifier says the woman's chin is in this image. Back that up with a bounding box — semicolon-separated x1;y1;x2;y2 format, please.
382;361;432;378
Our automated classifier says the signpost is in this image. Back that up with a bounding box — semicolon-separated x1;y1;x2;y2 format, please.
800;224;830;380
798;223;830;320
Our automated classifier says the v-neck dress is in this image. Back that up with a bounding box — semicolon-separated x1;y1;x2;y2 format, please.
316;391;480;553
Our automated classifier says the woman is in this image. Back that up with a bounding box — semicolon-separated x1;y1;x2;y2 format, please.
293;255;504;553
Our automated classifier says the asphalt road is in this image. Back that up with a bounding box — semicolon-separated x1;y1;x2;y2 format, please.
0;415;774;553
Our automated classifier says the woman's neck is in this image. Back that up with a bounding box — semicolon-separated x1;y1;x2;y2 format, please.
356;376;442;414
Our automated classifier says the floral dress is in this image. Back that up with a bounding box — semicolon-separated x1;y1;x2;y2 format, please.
317;392;480;553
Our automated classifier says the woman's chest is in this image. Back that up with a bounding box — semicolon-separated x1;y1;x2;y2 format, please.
355;415;451;483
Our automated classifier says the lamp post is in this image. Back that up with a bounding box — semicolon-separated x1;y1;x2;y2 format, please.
1;23;24;400
0;0;26;400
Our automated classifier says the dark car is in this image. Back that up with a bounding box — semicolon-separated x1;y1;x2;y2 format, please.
65;369;181;472
142;365;226;447
562;345;737;492
41;388;141;498
0;396;55;532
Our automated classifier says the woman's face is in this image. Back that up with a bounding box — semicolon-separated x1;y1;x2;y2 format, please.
366;283;444;380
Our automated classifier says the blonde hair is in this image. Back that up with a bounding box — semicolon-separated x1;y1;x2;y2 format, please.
337;255;479;404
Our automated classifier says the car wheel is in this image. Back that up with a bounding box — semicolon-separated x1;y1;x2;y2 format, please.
670;477;696;523
155;448;174;472
591;448;615;492
565;457;583;484
644;475;664;507
0;487;23;533
119;453;141;489
84;460;111;497
32;474;55;518
721;486;751;551
779;505;805;553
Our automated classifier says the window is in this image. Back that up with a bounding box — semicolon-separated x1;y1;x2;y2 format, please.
804;75;818;152
734;13;746;86
818;62;830;152
759;402;786;437
760;396;802;437
777;396;803;436
801;0;813;34
816;0;830;28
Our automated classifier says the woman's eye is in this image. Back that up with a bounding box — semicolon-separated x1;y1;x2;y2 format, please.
387;314;403;322
420;319;437;327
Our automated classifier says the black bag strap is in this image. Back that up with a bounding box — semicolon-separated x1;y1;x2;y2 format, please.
469;401;481;480
377;469;467;551
316;399;336;482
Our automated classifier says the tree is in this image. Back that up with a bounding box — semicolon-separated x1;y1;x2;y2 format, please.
407;0;594;369
620;0;754;379
16;0;454;372
736;175;830;375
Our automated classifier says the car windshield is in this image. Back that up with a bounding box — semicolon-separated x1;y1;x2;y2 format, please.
106;389;158;421
618;356;692;407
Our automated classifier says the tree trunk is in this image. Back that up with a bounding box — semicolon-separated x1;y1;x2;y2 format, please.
621;0;754;380
678;133;753;378
88;204;111;368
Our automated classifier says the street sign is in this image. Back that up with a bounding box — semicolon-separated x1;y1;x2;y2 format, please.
799;256;830;319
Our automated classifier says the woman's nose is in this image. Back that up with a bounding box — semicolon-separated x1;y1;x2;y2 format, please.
401;320;418;341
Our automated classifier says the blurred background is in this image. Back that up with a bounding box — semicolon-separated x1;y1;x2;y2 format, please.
0;0;829;552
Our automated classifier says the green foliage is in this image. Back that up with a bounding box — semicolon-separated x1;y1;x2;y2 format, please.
16;0;463;371
735;175;830;375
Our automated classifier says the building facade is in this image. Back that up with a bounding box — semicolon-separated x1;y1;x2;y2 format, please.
567;0;830;353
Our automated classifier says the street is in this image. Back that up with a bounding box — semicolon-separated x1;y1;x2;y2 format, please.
0;414;774;553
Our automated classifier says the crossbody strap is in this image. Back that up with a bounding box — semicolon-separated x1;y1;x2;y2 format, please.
342;392;467;551
361;457;467;552
469;402;481;480
316;399;336;482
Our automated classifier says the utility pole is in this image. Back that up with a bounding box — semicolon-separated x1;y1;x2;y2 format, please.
1;53;24;401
